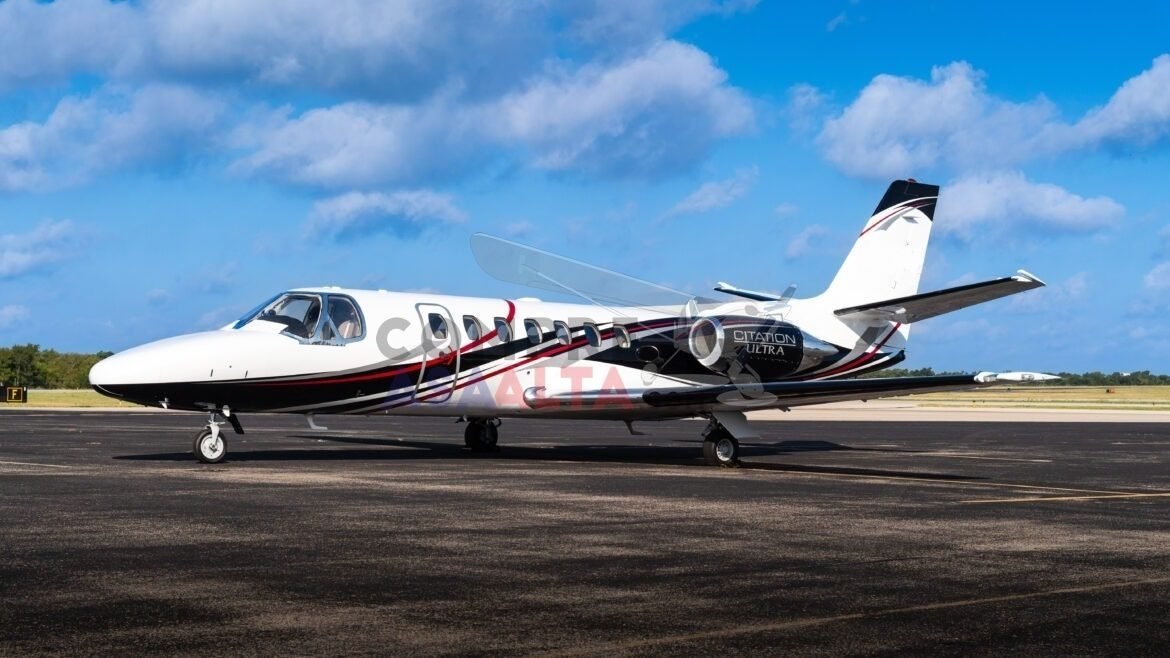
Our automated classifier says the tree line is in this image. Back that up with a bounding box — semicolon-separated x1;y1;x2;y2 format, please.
2;343;1168;389
0;345;113;389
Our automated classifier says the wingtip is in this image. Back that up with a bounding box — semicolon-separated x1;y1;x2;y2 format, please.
1014;269;1047;286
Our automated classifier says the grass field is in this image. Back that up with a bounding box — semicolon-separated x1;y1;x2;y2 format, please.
19;389;141;408
6;386;1170;411
906;385;1170;410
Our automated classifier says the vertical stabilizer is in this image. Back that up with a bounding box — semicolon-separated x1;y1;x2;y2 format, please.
821;179;938;310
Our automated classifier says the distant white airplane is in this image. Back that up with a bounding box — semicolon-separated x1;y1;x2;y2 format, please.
90;179;1054;466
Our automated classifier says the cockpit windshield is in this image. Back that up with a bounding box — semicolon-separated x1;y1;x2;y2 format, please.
233;291;364;343
256;294;321;339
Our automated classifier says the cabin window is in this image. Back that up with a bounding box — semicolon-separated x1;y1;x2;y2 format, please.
524;319;543;345
428;313;449;340
494;317;512;343
463;315;484;342
614;325;631;348
583;323;601;348
554;321;572;345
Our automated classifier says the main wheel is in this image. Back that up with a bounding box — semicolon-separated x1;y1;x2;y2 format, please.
193;428;226;464
703;430;739;467
463;420;499;452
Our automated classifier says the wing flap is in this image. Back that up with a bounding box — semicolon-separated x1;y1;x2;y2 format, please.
834;270;1045;324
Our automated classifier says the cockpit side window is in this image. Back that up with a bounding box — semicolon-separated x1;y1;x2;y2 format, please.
326;296;364;341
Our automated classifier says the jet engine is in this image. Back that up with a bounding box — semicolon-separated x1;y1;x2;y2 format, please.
686;316;842;380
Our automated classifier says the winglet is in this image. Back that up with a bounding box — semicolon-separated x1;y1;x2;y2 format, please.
1013;269;1046;286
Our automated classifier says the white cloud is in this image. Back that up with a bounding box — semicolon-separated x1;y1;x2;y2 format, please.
0;0;144;88
0;4;755;190
488;40;754;177
0;220;75;278
784;83;829;133
773;202;799;217
664;166;757;217
0;1;546;99
938;171;1124;239
826;12;847;32
307;190;467;240
0;85;225;191
1144;262;1170;290
1071;54;1170;148
145;289;172;306
817;62;1059;179
503;221;536;238
564;0;758;49
0;305;30;330
230;99;479;188
815;56;1170;179
0;1;758;101
235;40;754;186
785;224;830;260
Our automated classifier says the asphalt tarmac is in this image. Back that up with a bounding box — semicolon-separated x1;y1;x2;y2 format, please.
2;410;1169;656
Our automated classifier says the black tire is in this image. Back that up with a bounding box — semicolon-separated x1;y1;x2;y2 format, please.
703;431;739;467
193;428;227;464
464;420;499;452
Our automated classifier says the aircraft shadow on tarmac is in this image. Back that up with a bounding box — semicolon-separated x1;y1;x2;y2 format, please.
115;434;982;482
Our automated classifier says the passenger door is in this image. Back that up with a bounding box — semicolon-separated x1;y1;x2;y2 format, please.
414;303;460;403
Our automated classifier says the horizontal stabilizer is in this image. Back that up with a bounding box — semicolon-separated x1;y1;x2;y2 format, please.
834;270;1045;324
714;281;795;303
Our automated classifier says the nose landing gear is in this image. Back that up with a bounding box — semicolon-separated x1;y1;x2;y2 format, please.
193;407;244;464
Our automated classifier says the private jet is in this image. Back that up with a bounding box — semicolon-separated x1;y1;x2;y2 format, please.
90;179;1055;466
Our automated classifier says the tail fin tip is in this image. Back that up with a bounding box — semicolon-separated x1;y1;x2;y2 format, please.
873;179;940;221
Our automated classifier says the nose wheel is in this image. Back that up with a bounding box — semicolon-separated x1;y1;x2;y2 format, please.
192;407;243;464
464;418;500;452
194;427;226;463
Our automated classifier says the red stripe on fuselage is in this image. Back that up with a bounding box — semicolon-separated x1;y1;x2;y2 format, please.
809;323;902;380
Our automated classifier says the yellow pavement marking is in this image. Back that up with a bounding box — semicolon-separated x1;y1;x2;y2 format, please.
0;460;73;469
539;576;1170;657
959;492;1170;504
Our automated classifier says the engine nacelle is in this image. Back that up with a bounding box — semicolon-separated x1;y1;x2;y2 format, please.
687;316;841;379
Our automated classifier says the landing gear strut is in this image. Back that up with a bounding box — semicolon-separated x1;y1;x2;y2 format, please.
464;418;500;452
702;419;740;468
193;407;244;464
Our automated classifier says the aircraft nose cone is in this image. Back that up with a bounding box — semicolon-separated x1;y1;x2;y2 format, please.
89;353;125;389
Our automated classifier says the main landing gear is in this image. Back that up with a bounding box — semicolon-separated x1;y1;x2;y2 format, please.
702;421;740;468
193;407;244;464
463;418;500;452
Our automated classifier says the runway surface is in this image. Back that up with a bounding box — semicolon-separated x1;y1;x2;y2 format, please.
2;411;1169;655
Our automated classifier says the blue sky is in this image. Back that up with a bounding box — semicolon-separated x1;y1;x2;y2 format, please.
1;0;1169;373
